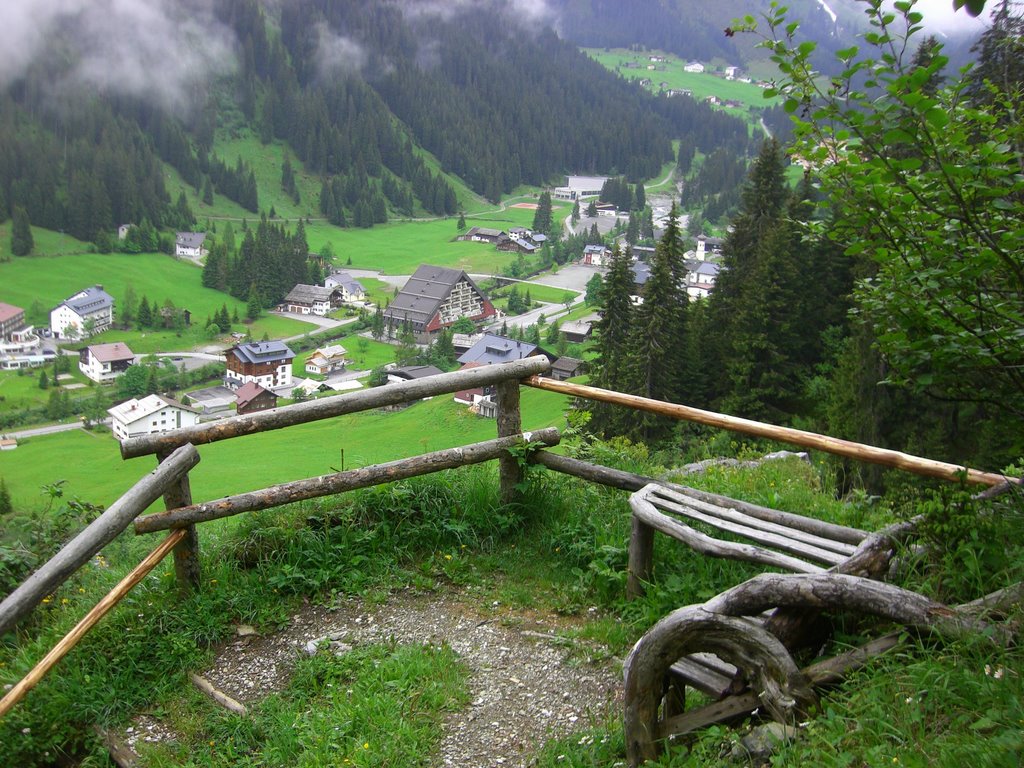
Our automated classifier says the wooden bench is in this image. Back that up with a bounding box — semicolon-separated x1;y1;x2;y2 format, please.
625;482;876;729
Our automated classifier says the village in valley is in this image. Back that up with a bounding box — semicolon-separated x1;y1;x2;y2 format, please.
0;173;725;450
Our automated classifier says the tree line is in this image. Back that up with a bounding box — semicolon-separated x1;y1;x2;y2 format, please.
588;3;1024;487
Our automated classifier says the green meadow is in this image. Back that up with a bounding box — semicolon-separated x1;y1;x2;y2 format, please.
0;386;570;512
583;48;778;112
0;249;315;349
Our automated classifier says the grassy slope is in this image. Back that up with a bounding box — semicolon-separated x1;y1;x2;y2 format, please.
0;387;569;511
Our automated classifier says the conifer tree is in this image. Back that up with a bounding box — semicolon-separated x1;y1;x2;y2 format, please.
532;191;553;234
136;296;153;328
624;209;690;442
10;206;33;256
590;244;635;436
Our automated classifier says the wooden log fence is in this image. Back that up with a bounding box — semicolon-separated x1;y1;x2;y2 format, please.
134;428;561;534
121;357;552;459
523;377;1011;487
0;530;186;719
0;444;200;636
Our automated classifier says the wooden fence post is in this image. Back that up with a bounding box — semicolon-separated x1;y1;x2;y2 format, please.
627;516;654;599
157;449;200;592
495;380;523;506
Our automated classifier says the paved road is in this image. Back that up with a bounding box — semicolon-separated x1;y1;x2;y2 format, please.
4;421;88;439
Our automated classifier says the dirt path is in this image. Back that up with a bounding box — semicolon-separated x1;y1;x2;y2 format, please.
127;589;624;766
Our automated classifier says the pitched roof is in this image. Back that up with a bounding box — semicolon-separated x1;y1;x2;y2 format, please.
457;334;553;365
631;262;652;287
87;342;134;362
235;381;276;409
383;264;487;327
228;341;296;365
0;303;24;323
325;271;365;295
284;283;335;304
389;365;445;380
176;232;207;248
58;286;113;316
107;394;198;424
551;356;583;375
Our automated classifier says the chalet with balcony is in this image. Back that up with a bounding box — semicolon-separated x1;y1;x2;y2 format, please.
79;342;135;383
323;271;366;303
224;341;295;391
50;286;114;340
281;284;337;316
305;345;350;376
383;265;496;343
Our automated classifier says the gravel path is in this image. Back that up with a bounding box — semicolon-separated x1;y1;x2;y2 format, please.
128;589;624;766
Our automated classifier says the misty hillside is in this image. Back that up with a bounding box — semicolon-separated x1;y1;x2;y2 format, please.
0;0;757;244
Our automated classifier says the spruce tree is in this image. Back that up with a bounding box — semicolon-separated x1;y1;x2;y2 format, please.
136;296;153;328
624;211;690;442
532;191;553;233
10;206;33;256
590;244;635;436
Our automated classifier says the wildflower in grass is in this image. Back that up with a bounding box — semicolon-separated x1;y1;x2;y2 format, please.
78;587;85;593
61;598;68;605
444;554;452;560
363;742;370;749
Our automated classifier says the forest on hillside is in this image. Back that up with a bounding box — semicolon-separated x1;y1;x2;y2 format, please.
0;0;757;247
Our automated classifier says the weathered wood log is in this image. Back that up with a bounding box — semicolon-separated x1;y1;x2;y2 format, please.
626;513;656;600
122;357;551;459
189;673;248;715
135;428;560;534
531;452;867;544
652;632;903;744
763;518;922;648
704;573;1005;644
624;608;818;765
523;377;1010;486
0;530;186;718
158;448;200;593
495;380;523;506
0;444;200;636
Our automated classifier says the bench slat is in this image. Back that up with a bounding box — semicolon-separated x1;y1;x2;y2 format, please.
649;488;859;557
646;495;850;565
632;502;826;574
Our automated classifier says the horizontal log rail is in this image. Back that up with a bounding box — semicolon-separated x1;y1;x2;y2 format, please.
0;530;186;719
523;377;1011;487
134;428;561;534
0;444;200;636
122;356;552;459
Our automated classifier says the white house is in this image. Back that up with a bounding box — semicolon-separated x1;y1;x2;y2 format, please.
79;342;135;383
305;345;349;376
323;271;367;303
684;61;705;73
725;66;740;80
281;284;336;316
582;244;609;266
50;286;114;340
175;232;207;258
108;394;200;442
687;262;721;299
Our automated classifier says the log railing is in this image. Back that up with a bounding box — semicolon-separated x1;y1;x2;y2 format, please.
2;355;1016;720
